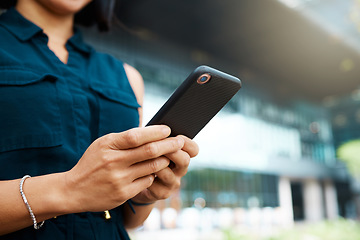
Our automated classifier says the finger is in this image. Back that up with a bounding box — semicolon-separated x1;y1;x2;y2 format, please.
123;137;185;165
165;150;190;177
147;175;180;200
130;157;170;179
179;135;199;158
107;125;171;150
155;167;177;187
128;174;156;198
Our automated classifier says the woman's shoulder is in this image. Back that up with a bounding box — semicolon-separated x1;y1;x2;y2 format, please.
123;63;143;85
123;63;144;106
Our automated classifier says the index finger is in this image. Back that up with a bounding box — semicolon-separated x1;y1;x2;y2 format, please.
108;125;171;150
179;135;199;158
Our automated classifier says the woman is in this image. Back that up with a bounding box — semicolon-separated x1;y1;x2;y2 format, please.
0;0;199;239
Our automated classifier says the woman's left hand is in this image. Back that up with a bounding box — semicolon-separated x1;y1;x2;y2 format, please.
131;135;199;203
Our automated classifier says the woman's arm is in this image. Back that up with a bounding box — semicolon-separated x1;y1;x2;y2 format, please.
125;63;145;126
0;173;70;235
0;125;186;236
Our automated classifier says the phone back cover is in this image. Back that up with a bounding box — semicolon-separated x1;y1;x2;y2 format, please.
147;66;241;139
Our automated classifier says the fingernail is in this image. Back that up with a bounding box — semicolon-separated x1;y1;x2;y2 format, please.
162;125;171;135
149;174;155;182
159;157;170;166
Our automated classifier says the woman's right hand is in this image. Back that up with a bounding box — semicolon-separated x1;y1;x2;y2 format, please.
61;125;184;213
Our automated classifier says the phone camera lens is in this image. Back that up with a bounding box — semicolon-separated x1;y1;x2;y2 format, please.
197;73;211;84
200;76;208;82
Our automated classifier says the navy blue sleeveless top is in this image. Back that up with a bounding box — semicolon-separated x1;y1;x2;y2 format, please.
0;8;140;240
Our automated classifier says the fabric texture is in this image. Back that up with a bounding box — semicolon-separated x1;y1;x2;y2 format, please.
0;7;140;240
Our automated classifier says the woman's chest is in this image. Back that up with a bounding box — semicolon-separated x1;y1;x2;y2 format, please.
0;47;140;156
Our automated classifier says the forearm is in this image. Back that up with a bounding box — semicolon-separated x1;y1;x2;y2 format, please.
0;173;71;236
122;201;155;229
0;126;188;236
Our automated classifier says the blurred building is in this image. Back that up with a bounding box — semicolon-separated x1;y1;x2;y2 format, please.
0;1;357;239
77;0;360;230
81;23;355;227
325;91;360;218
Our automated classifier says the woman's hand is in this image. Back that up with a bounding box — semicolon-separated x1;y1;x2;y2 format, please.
61;125;185;213
130;135;199;204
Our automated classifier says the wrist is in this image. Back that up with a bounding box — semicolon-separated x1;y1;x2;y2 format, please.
20;175;45;229
22;172;74;221
54;171;83;214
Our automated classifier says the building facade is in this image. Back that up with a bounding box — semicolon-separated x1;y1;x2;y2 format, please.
81;25;353;227
325;91;360;219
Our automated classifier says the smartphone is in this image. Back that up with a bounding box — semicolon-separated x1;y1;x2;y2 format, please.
146;65;242;139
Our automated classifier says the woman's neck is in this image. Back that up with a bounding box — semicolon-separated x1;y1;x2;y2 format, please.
16;1;74;63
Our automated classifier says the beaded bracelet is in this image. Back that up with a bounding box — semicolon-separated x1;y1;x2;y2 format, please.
20;175;45;229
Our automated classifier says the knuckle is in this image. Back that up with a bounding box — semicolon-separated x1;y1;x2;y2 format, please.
144;143;159;158
178;154;191;168
193;145;200;157
171;138;181;150
149;160;159;173
100;154;111;164
174;179;181;189
98;133;116;150
162;191;172;199
103;133;116;144
184;155;191;167
125;129;140;146
94;136;107;150
100;153;116;168
161;172;173;183
189;142;200;157
169;178;180;190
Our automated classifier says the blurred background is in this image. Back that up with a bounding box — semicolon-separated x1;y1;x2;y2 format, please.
81;0;360;239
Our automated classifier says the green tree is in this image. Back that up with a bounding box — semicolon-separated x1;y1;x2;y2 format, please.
337;139;360;179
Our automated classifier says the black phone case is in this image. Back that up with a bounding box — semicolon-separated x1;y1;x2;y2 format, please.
146;65;242;139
